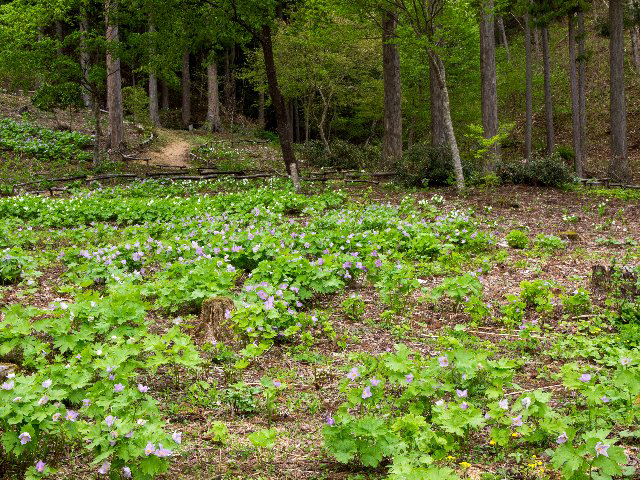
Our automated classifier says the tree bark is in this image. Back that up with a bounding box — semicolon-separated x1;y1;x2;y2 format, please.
429;58;447;148
382;11;403;169
480;0;499;172
258;91;265;128
577;11;587;170
79;10;91;108
429;51;464;190
524;12;533;160
569;13;583;176
181;50;191;128
260;25;300;191
631;25;640;73
148;21;160;126
497;16;511;63
92;94;102;167
542;25;554;154
224;46;236;112
207;61;222;132
609;0;630;182
105;0;124;151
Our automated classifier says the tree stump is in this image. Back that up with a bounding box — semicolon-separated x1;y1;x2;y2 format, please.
193;297;242;349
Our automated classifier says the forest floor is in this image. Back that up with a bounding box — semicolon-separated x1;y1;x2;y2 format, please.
2;178;639;479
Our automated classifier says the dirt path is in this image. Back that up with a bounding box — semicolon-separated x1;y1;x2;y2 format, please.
144;130;192;168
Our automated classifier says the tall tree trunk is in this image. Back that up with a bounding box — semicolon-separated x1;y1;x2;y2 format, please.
382;11;403;169
497;16;511;63
294;99;301;143
105;0;124;151
609;0;630;182
577;11;587;170
224;46;236;112
631;25;640;73
260;25;300;191
524;11;533;160
207;61;222;132
148;21;160;126
258;91;265;128
429;59;447;148
181;50;191;127
533;25;540;55
569;13;583;176
542;25;554;154
92;93;102;167
79;10;92;108
480;0;499;172
161;80;169;110
317;90;331;152
56;20;64;54
429;51;465;190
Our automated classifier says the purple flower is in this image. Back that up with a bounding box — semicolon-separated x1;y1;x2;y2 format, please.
19;432;31;444
347;367;360;381
154;444;172;457
137;384;148;393
122;466;132;478
405;373;414;383
52;412;61;421
172;431;182;444
114;383;124;393
108;374;115;381
97;461;110;475
362;386;372;399
601;396;610;403
456;389;467;398
512;415;523;427
65;410;78;422
35;460;45;473
105;415;116;427
37;395;48;406
326;415;335;426
580;373;591;383
460;402;469;410
370;378;381;387
106;366;115;373
273;380;281;388
557;432;568;444
438;356;449;367
83;398;91;407
499;399;508;410
621;357;631;366
224;309;231;319
595;442;610;457
521;397;531;408
2;380;14;390
144;442;156;456
435;399;445;406
264;296;275;310
41;379;52;389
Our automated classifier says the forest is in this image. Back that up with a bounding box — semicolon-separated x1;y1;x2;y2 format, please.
0;0;639;479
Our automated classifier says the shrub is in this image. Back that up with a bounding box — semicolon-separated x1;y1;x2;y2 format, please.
122;86;150;126
506;229;528;249
534;234;567;253
397;144;453;187
297;140;379;170
497;153;575;188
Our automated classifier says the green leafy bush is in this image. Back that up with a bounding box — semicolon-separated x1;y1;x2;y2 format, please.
534;234;566;253
506;229;529;249
0;248;30;285
397;144;452;187
297;139;380;170
0;289;201;478
0;118;92;162
497;153;575;188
